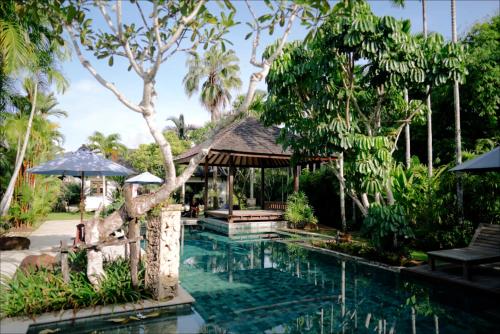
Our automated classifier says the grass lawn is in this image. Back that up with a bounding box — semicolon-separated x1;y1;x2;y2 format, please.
410;250;428;262
44;212;93;221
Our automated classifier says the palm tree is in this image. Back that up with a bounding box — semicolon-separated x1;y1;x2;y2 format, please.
232;89;267;118
87;131;127;206
183;46;242;209
0;0;68;217
422;0;433;177
165;114;197;140
183;46;242;122
451;0;463;219
87;131;127;161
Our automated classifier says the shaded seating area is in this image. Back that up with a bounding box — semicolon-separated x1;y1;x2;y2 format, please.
175;117;332;223
427;224;500;280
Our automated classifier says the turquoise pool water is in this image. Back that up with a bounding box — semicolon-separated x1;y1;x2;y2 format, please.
29;229;499;333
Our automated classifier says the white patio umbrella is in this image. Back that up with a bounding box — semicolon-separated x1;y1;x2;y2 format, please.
28;146;135;222
125;172;163;184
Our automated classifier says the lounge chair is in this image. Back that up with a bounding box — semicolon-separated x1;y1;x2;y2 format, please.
427;224;500;280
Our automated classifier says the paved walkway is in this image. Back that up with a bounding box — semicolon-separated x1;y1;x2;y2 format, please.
0;220;78;279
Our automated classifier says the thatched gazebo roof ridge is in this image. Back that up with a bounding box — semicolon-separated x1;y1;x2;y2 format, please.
175;117;328;168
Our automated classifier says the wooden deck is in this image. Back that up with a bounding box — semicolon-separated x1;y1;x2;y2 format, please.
205;209;284;224
402;262;500;296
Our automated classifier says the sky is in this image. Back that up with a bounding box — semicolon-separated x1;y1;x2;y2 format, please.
52;0;499;152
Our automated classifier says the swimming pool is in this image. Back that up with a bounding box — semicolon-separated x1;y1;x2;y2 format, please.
29;229;500;333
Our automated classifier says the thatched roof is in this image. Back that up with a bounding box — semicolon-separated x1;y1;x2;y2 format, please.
175;117;298;168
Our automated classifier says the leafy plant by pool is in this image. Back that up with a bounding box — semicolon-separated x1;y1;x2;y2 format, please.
0;251;150;318
285;192;318;229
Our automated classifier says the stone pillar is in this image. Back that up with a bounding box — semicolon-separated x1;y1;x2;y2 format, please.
145;204;182;300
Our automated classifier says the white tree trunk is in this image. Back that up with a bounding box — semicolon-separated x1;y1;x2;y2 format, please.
423;0;433;177
451;0;463;220
339;153;346;231
404;89;411;169
0;82;38;217
145;205;182;300
86;216;106;286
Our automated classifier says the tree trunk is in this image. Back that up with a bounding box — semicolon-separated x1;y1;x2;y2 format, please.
423;0;433;177
145;205;182;300
404;89;411;169
86;216;106;286
451;0;464;221
0;82;38;217
339;153;346;232
128;218;140;288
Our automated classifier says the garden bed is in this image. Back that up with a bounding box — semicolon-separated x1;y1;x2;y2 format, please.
308;239;424;267
0;252;150;318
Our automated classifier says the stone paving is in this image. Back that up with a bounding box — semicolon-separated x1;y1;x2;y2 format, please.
0;220;78;279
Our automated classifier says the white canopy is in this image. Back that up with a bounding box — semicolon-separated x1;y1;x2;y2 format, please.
125;172;163;184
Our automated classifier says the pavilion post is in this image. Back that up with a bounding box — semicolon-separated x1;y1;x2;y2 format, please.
229;157;234;217
260;166;265;209
80;171;85;222
204;160;208;212
293;165;300;193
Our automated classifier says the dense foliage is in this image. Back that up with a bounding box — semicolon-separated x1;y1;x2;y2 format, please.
262;0;497;252
284;192;318;228
0;252;148;317
0;0;68;227
126;131;191;178
411;15;499;164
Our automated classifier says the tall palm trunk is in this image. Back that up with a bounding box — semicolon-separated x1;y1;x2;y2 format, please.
404;89;411;169
422;0;433;177
0;82;38;216
451;0;463;220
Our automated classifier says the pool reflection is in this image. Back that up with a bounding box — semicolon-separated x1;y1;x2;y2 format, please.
180;230;499;334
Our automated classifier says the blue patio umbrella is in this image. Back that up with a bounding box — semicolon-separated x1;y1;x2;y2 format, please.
28;146;135;221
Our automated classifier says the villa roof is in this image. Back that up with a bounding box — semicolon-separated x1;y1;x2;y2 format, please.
175;117;331;168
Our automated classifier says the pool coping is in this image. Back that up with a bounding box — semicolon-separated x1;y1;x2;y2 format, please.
283;241;402;273
0;286;195;334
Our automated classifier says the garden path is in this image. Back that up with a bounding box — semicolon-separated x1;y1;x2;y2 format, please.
0;220;78;279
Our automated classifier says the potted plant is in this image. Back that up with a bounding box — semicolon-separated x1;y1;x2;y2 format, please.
284;192;318;229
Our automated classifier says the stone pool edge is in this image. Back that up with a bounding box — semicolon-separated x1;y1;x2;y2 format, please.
0;286;195;334
284;241;402;273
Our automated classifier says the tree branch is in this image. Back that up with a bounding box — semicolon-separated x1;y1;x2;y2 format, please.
239;4;300;115
149;2;164;78
159;0;206;55
66;25;143;113
143;112;176;183
266;5;299;64
116;0;145;77
96;1;117;34
245;0;263;68
390;108;421;154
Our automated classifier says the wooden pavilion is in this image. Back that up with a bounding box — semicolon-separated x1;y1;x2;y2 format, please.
175;117;333;225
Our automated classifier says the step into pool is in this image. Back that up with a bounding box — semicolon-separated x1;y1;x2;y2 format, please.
29;229;500;333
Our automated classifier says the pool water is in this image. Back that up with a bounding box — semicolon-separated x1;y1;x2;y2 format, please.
29;229;500;333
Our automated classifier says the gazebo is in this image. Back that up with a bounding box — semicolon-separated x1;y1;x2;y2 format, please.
175;117;332;224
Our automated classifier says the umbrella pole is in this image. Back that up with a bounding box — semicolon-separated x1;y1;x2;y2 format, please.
80;171;84;222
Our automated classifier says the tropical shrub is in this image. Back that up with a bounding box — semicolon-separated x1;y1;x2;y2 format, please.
285;192;318;229
54;182;81;211
0;252;148;318
7;177;61;227
392;155;496;250
362;203;414;252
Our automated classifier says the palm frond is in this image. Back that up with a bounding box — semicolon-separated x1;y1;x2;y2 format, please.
0;20;35;74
